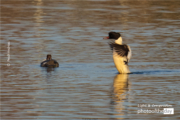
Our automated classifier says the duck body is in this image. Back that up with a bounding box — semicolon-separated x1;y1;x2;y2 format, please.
112;46;130;74
40;54;59;68
105;32;131;74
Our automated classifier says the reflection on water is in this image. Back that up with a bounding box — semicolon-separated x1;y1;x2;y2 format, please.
111;74;129;119
44;67;55;73
1;0;180;119
33;0;45;60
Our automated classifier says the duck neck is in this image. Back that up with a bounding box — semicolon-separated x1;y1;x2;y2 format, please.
115;37;123;45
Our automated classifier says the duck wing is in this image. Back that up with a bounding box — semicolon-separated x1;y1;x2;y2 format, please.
109;42;132;64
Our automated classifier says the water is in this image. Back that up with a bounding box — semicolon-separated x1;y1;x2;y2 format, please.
1;0;180;119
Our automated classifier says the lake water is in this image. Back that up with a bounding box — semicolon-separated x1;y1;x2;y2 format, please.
1;0;180;119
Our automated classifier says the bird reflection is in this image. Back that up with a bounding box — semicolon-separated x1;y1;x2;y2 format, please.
111;74;129;119
46;67;55;73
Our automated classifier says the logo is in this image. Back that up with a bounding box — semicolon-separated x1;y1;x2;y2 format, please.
163;108;174;114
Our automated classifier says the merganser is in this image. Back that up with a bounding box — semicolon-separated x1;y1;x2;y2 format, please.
40;54;59;67
104;32;131;74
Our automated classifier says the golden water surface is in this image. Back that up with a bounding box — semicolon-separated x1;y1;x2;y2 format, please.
1;0;180;119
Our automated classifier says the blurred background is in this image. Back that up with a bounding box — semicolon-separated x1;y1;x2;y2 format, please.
1;0;180;119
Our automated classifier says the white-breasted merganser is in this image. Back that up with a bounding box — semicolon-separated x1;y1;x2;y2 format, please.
40;54;59;67
104;32;131;74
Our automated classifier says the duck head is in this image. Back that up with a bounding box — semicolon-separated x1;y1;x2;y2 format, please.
46;54;52;60
104;31;122;45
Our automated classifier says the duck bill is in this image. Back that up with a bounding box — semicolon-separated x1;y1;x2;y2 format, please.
103;36;109;39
